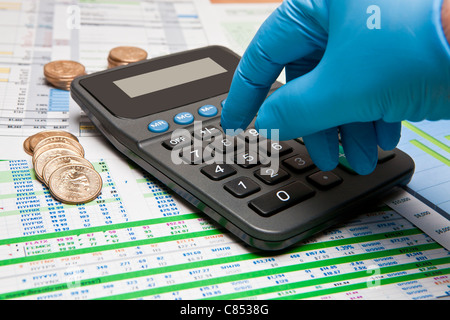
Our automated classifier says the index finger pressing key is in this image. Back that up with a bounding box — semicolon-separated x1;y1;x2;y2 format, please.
220;0;328;133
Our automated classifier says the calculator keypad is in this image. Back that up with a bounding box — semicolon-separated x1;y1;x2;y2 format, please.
159;110;398;219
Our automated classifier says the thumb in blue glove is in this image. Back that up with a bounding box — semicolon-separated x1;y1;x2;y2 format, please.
221;0;450;175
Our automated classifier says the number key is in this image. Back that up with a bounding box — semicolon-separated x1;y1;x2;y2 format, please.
224;177;260;198
254;167;289;185
234;150;263;168
210;136;242;154
283;154;315;173
179;144;214;164
249;182;315;217
201;164;236;181
262;141;293;156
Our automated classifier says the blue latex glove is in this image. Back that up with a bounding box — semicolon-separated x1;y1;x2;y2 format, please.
221;0;450;175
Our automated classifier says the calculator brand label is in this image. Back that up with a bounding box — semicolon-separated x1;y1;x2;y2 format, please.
169;121;280;175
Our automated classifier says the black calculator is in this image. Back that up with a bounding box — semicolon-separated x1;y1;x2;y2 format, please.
71;45;415;251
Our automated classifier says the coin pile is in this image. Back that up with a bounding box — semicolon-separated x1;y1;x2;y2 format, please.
107;46;148;68
23;130;102;204
44;60;86;90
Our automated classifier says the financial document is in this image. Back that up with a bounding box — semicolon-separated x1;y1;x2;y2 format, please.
0;0;449;300
1;156;449;300
399;120;450;214
0;0;212;137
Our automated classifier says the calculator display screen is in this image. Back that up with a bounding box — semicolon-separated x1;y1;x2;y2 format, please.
79;46;239;119
113;58;227;98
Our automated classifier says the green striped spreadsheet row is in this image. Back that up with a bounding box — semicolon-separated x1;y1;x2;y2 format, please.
0;158;449;300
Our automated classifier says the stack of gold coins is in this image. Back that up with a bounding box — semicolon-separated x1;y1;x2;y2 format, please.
23;130;102;204
107;46;148;68
44;60;86;90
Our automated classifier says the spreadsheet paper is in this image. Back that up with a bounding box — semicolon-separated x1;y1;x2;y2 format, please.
0;0;448;300
0;157;449;300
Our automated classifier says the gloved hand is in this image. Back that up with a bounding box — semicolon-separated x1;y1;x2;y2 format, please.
221;0;450;175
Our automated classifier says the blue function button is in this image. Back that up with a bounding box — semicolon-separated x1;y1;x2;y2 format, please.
148;120;169;133
174;112;194;125
198;104;218;117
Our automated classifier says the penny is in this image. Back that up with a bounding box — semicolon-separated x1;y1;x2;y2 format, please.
43;60;86;90
108;46;147;68
33;148;80;182
29;130;78;153
42;155;93;185
34;136;84;157
48;165;102;204
108;46;147;63
44;60;85;79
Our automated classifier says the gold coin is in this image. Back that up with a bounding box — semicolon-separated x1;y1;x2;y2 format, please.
48;165;102;204
34;136;84;157
33;148;80;182
33;142;83;165
108;46;147;65
44;60;85;79
23;136;33;156
29;130;78;153
42;155;93;185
